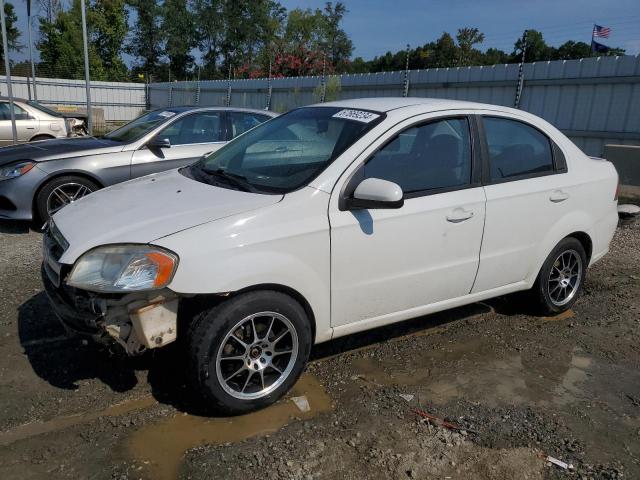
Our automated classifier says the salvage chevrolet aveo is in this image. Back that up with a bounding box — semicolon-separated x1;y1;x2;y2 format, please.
42;98;619;413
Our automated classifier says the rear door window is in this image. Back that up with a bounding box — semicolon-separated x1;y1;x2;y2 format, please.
483;117;554;181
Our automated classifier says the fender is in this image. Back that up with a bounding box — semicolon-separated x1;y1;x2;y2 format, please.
525;209;593;287
155;187;333;344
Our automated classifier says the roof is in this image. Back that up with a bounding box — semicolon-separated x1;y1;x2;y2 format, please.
0;96;29;103
315;97;517;114
164;105;278;116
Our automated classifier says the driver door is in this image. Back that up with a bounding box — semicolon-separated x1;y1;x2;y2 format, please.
130;111;224;178
329;115;486;328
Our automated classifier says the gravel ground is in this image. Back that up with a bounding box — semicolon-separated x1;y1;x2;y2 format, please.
0;217;638;480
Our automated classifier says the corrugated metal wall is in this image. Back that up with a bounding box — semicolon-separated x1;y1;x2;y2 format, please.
0;75;147;124
150;55;640;156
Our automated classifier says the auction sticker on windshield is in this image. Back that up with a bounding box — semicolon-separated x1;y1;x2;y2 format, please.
158;111;176;118
332;109;380;123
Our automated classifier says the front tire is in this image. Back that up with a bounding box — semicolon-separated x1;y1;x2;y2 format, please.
35;175;99;223
532;237;587;315
188;291;312;414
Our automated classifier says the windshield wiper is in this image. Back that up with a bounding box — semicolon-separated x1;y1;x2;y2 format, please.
201;168;256;192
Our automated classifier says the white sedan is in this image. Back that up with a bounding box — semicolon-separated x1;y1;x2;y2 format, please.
42;98;619;413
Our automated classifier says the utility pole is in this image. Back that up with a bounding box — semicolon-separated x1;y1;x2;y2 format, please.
0;0;17;144
80;0;93;134
27;0;37;100
514;30;528;109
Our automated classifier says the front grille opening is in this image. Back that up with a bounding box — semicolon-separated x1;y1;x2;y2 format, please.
0;195;16;211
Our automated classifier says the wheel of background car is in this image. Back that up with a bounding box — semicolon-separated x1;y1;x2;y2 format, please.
36;175;100;223
29;135;56;142
187;290;312;414
531;237;587;315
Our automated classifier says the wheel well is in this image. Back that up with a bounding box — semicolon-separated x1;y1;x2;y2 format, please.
566;231;593;262
32;171;104;220
30;134;56;141
180;284;317;341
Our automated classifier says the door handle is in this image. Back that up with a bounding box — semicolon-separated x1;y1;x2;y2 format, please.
549;190;569;203
446;208;474;223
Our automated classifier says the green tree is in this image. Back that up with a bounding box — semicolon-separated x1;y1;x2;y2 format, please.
38;0;105;79
0;3;21;65
91;0;128;81
192;0;222;77
456;27;484;66
512;29;552;62
432;32;458;67
319;2;352;70
162;0;196;79
126;0;163;78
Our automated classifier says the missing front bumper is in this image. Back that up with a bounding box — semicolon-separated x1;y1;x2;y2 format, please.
42;264;179;355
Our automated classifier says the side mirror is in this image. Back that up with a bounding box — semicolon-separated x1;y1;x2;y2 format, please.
148;137;171;149
347;178;404;210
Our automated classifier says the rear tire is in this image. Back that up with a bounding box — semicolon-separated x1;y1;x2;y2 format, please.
531;237;587;315
35;175;99;224
187;290;312;414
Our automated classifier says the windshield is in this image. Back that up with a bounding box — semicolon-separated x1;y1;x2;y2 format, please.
190;106;384;193
104;109;177;142
26;100;63;118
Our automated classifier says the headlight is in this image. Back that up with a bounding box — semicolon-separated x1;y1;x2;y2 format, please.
67;245;178;292
0;161;35;181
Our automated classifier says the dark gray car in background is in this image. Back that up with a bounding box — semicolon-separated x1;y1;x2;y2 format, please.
0;106;277;223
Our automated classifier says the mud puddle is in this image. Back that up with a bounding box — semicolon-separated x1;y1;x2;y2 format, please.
0;395;157;447
126;373;332;480
350;341;596;408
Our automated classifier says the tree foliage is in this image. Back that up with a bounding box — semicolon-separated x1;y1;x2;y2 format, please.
0;2;21;65
31;1;629;82
37;0;128;80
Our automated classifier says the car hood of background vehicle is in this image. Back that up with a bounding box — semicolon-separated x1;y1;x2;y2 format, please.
0;137;125;166
53;169;283;264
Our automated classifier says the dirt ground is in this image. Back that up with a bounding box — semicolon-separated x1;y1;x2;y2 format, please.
0;216;638;480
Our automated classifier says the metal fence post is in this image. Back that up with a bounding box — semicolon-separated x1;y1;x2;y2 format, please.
225;65;232;106
265;58;272;110
27;0;37;101
402;44;411;97
0;0;17;144
80;0;93;134
195;65;201;105
320;51;327;103
514;30;528;109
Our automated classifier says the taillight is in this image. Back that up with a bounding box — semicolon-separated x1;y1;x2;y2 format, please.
614;182;620;201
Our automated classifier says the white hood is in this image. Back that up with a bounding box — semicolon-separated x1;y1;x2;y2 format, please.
54;169;283;263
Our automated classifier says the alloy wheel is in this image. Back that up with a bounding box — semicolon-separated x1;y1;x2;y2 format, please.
46;183;94;216
215;311;299;400
547;249;583;306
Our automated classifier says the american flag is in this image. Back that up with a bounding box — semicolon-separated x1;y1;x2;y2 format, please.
593;24;611;39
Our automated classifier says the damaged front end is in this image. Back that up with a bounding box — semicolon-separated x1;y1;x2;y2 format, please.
42;266;180;355
41;223;182;356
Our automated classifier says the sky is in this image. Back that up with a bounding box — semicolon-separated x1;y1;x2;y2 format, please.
9;0;640;65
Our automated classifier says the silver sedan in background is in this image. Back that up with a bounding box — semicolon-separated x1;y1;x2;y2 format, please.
0;106;277;223
0;97;87;145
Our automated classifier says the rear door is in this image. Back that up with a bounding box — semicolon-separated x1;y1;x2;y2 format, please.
130;110;225;178
472;114;571;293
